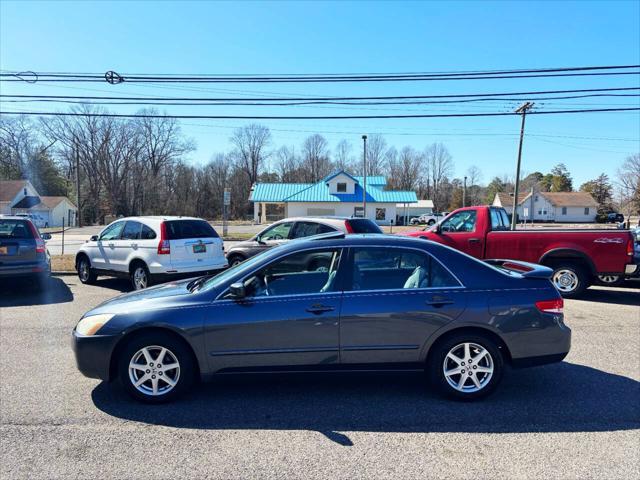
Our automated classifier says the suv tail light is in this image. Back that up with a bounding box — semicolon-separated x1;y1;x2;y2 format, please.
157;221;170;255
344;220;354;233
535;298;564;314
26;221;46;253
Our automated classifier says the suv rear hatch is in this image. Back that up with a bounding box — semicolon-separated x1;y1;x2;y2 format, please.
0;219;40;272
164;220;224;270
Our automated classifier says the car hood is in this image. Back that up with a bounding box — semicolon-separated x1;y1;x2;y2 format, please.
86;278;197;316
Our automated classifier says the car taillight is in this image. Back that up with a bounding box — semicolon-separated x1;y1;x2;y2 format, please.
344;220;354;233
26;221;46;253
627;236;634;256
535;298;564;314
157;222;170;255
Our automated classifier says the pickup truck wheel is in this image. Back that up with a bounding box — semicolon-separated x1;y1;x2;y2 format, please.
550;263;589;298
596;274;624;287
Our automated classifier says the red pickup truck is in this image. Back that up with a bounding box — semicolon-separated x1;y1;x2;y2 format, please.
399;205;638;297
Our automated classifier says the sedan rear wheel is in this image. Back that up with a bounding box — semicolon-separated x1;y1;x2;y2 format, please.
118;332;195;403
429;333;504;400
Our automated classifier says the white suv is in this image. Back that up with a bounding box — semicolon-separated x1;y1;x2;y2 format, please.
76;216;227;290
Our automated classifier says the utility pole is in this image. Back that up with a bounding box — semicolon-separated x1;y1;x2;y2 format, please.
463;176;467;207
511;102;534;230
362;135;367;218
75;142;82;227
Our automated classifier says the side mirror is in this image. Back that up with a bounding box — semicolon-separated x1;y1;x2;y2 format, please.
90;235;99;242
435;223;442;234
229;282;246;299
41;233;52;240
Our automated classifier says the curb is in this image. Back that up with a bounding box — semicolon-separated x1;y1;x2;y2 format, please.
52;271;77;276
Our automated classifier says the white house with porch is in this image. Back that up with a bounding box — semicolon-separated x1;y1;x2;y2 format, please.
492;190;598;223
0;180;78;227
250;171;417;225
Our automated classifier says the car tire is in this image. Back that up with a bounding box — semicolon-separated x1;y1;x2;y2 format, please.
130;262;151;290
227;254;246;267
428;332;504;401
117;332;196;404
596;274;624;287
77;256;97;285
549;262;589;298
427;219;436;226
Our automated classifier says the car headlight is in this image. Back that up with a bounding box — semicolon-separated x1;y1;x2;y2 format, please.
75;314;115;336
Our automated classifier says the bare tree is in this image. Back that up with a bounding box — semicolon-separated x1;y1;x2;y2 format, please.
387;146;421;191
364;134;387;176
616;153;640;218
230;124;271;185
334;139;353;172
424;143;454;211
301;134;331;182
465;165;483;205
274;145;300;182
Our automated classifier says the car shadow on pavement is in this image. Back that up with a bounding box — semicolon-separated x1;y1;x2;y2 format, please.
92;362;640;445
91;278;131;293
579;286;640;306
0;276;73;307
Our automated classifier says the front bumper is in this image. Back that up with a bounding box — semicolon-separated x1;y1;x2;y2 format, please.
71;330;121;381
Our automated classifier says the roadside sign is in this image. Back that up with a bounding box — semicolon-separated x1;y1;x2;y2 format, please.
223;188;231;206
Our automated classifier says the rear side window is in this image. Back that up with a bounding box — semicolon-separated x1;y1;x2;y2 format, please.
490;208;509;231
0;220;33;239
346;219;383;233
165;220;219;240
141;224;156;240
292;221;336;239
121;221;142;240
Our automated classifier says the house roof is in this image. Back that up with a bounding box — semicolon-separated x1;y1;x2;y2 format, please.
0;180;28;202
250;171;415;204
39;196;77;209
539;191;598;207
12;196;41;209
495;191;531;206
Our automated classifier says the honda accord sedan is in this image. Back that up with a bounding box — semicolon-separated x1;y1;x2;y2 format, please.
72;233;571;403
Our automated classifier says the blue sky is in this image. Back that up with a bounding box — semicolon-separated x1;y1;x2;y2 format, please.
1;0;639;187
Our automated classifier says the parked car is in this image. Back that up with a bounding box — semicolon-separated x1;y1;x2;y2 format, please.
75;216;227;290
605;212;625;224
72;232;571;403
399;206;638;297
14;212;48;228
410;212;449;226
0;215;51;286
225;216;382;266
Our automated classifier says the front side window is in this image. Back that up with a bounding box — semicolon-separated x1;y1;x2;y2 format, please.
350;247;460;291
242;248;342;297
100;222;124;241
291;221;335;239
121;221;142;240
259;221;293;241
440;210;477;233
336;182;347;192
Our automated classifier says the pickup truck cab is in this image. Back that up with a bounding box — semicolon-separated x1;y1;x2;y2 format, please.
400;206;637;297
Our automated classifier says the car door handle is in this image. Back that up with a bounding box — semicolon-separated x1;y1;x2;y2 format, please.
426;297;454;308
131;243;138;249
468;238;480;244
306;304;335;314
108;242;115;248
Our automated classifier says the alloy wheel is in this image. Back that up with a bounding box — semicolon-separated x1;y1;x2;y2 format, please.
128;346;181;396
598;274;620;284
133;267;148;289
79;260;90;281
443;342;494;393
553;269;579;293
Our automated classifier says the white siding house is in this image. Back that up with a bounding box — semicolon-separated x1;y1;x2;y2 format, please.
250;171;417;225
493;191;598;223
0;180;78;227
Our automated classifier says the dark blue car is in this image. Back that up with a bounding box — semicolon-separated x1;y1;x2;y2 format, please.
72;233;571;402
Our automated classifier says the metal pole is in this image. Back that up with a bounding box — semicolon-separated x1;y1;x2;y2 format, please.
463;176;467;207
511;102;534;230
75;144;82;227
61;216;65;256
362;135;367;218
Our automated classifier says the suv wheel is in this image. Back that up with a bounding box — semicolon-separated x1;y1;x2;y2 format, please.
130;263;151;290
429;333;504;400
597;274;624;286
118;332;195;403
228;254;245;267
550;262;589;298
77;256;97;284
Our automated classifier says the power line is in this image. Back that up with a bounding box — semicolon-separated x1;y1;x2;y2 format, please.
2;107;638;120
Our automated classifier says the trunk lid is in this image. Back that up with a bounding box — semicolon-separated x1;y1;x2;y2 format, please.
0;219;38;267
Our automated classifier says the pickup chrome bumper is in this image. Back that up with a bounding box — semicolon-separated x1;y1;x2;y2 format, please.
625;263;639;275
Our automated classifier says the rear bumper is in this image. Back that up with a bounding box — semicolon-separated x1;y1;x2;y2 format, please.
511;352;569;368
148;260;228;275
0;262;50;278
71;330;120;381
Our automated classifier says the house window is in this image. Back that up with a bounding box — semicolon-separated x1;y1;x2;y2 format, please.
336;182;347;193
584;207;589;215
375;208;386;221
538;209;547;215
562;207;567;215
535;195;538;201
23;188;27;195
353;206;364;218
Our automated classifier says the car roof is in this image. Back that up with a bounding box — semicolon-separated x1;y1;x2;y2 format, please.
0;215;34;221
108;216;205;222
277;233;429;253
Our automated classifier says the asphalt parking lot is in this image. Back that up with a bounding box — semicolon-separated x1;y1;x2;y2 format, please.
1;276;639;479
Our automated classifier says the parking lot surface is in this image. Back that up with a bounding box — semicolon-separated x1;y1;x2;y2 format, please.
1;277;639;479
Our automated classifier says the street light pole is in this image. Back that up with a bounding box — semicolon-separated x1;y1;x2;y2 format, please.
511;102;534;230
463;176;467;207
362;135;367;218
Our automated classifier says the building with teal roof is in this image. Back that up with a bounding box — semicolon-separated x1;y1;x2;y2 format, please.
250;170;417;225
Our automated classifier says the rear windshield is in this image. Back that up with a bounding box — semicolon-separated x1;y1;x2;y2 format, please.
0;220;34;239
165;220;219;240
347;219;383;234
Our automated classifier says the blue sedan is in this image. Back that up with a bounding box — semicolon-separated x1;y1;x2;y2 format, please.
72;233;571;402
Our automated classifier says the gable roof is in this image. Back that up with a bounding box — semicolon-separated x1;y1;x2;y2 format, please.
40;196;76;209
539;191;598;207
250;183;313;202
495;191;531;206
0;180;29;202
